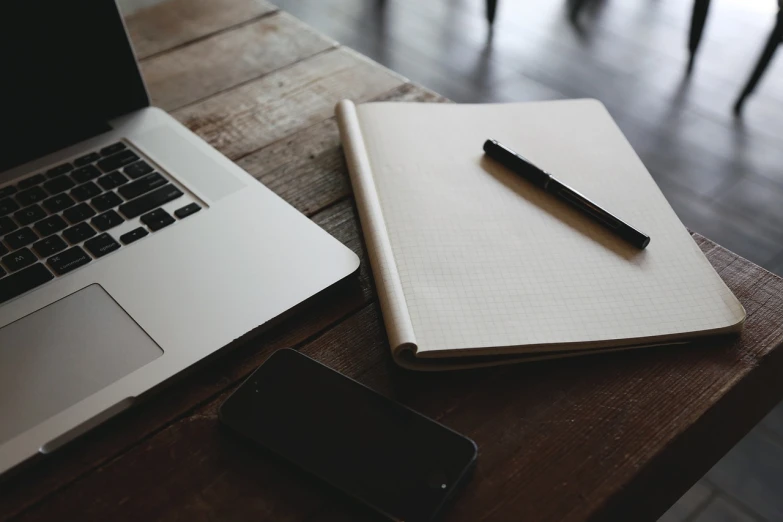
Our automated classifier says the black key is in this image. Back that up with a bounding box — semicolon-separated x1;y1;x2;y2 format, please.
91;210;124;232
34;215;67;237
0;266;4;278
16;186;47;206
62;222;96;244
119;184;183;219
91;191;122;212
18;174;46;189
98;171;128;190
3;248;37;272
48;246;91;275
120;227;148;245
5;227;38;249
0;263;53;304
85;233;121;258
97;150;139;172
0;197;20;216
0;186;18;198
14;204;46;226
71;165;102;184
63;203;96;224
71;182;102;202
174;203;202;219
43;175;76;195
0;216;18;235
140;208;175;231
46;163;73;178
74;152;101;166
123;160;154;179
33;235;67;257
118;172;166;200
43;193;76;213
0;242;7;256
100;142;126;156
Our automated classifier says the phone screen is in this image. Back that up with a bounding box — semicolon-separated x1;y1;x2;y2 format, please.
220;349;477;522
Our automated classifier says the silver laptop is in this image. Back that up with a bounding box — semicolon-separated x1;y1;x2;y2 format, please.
0;1;359;474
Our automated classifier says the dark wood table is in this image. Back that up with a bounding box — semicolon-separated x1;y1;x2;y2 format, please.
4;1;783;520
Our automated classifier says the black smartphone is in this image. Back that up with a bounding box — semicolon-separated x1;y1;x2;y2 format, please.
219;349;477;522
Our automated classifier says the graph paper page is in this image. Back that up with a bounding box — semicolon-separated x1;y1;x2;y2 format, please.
354;99;745;354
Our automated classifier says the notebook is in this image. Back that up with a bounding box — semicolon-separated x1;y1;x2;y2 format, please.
335;99;745;371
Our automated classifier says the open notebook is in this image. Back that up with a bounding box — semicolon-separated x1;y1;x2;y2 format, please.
336;99;745;371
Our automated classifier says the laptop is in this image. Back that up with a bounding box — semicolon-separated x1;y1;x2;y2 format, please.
0;1;359;475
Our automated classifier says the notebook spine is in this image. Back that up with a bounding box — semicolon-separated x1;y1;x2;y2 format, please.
335;100;418;360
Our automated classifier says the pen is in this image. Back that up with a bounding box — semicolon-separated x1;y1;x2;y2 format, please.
483;139;650;249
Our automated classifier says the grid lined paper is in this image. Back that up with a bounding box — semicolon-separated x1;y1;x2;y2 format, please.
355;100;745;354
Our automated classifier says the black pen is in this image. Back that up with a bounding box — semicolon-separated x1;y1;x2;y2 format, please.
483;139;650;249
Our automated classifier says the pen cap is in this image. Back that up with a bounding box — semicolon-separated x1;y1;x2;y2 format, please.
483;140;551;187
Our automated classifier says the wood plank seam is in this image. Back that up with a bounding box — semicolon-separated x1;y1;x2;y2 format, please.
163;44;340;114
142;10;341;111
302;194;352;218
217;80;412;167
136;8;281;63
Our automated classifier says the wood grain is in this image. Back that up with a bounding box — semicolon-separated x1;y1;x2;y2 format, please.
125;0;276;60
173;47;405;161
238;83;447;216
142;12;336;111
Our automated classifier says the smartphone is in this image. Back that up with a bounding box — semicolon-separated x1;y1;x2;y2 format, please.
219;349;477;522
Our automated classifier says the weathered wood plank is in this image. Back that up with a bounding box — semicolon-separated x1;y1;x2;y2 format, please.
238;83;447;216
172;47;405;161
126;0;276;60
13;238;783;522
142;12;335;111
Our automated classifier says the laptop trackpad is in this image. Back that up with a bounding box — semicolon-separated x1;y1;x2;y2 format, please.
0;284;162;445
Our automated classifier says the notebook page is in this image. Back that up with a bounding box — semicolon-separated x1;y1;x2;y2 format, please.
356;100;745;354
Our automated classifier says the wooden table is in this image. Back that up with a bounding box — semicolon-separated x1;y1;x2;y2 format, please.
4;1;783;520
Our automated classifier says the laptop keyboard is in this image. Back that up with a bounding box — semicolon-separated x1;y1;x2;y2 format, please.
0;141;202;304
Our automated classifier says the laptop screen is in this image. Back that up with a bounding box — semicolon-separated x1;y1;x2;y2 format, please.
0;1;149;172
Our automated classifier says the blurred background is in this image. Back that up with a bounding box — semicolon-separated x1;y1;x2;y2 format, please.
119;0;783;520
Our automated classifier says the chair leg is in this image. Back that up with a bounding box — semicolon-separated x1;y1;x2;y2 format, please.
569;0;592;21
734;9;783;114
688;0;711;72
486;0;498;25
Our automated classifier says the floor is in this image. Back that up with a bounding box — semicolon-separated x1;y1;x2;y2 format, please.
123;0;783;520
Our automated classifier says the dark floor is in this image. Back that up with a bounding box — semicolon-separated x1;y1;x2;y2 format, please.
265;0;783;520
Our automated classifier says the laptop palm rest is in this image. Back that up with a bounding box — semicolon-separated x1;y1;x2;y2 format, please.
0;284;162;446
